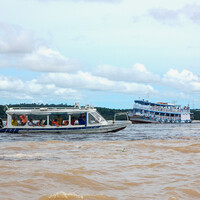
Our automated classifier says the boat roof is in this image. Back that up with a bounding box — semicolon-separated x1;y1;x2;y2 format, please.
6;106;97;115
134;100;181;107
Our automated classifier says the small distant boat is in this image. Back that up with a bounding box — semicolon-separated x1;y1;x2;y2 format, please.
0;104;131;134
128;100;192;124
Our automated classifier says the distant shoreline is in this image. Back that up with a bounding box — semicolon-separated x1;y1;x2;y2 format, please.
1;103;200;120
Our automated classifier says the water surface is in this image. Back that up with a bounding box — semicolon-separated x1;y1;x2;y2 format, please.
0;123;200;200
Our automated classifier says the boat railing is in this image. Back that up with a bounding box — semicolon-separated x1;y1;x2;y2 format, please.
114;112;129;122
133;104;190;113
6;107;72;112
6;106;94;111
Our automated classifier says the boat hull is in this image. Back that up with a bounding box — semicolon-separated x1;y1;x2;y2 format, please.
129;118;159;124
129;116;191;124
0;121;131;134
128;114;158;124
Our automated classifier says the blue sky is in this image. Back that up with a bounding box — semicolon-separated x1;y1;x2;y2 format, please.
0;0;200;108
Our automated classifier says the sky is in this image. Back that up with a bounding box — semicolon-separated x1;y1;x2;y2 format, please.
0;0;200;109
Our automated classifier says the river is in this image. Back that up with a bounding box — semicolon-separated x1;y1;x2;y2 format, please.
0;123;200;200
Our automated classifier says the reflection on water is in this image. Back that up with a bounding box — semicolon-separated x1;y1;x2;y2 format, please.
0;123;200;200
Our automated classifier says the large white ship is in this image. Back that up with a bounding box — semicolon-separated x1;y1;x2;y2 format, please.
128;100;192;123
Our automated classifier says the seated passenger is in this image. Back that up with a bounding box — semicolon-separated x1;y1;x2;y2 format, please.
71;116;75;125
64;120;68;126
20;115;27;126
36;119;45;126
74;120;79;125
57;115;63;125
78;114;85;125
28;119;35;126
12;116;18;126
51;119;59;126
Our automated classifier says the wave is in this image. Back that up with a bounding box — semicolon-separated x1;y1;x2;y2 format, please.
39;192;116;200
0;152;50;161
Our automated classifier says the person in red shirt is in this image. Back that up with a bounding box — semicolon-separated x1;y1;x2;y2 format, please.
51;119;59;126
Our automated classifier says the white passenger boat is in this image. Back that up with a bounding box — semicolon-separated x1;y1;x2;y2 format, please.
0;104;131;134
128;100;192;124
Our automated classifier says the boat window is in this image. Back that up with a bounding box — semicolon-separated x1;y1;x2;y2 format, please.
61;114;69;126
88;113;99;124
70;113;86;126
49;114;69;126
10;114;28;126
11;115;19;126
89;112;106;124
28;115;47;126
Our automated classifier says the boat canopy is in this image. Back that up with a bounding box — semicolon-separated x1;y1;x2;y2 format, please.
6;106;96;116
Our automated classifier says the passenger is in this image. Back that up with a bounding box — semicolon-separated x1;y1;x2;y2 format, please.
28;119;35;126
12;116;18;126
71;116;75;125
78;114;85;125
57;115;63;125
51;119;59;126
36;119;45;126
74;120;79;125
64;120;68;126
19;115;27;126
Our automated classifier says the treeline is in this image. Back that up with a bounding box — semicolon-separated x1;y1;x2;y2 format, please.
0;104;200;120
191;109;200;120
0;105;6;119
96;107;131;120
0;104;130;120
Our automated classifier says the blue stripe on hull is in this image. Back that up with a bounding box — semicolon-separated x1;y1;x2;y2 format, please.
0;126;102;133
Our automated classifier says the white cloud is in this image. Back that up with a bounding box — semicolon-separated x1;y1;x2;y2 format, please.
0;75;24;91
147;4;200;26
182;4;200;25
148;8;180;26
0;74;81;102
21;46;79;72
162;69;200;93
0;23;79;73
1;66;200;104
0;23;36;53
41;71;156;94
0;46;80;72
164;69;198;82
94;63;160;83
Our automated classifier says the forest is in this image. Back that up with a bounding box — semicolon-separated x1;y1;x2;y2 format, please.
0;104;131;120
0;103;199;120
